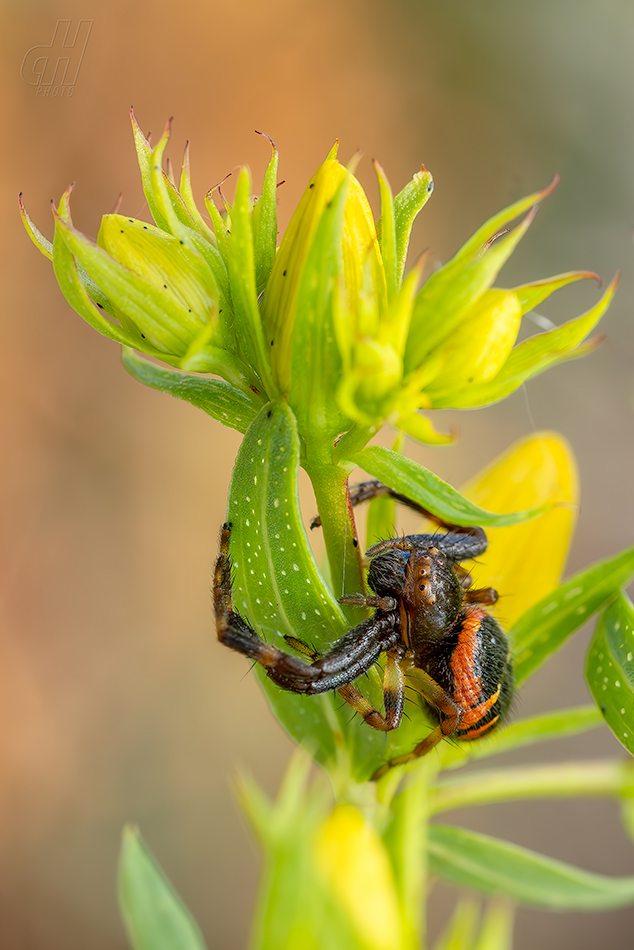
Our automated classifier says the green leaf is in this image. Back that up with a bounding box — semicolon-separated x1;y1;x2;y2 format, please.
118;825;208;950
428;824;634;910
349;445;550;529
392;166;434;285
226;400;347;767
121;349;262;432
586;592;634;755
512;544;634;685
439;705;604;770
429;760;626;814
431;275;617;409
253;134;279;295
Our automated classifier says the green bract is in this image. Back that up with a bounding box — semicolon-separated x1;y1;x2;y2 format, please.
22;111;617;448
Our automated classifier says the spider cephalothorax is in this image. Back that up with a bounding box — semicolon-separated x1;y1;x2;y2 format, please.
214;480;513;779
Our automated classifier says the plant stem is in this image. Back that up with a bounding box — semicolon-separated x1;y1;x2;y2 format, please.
303;440;365;607
429;759;629;814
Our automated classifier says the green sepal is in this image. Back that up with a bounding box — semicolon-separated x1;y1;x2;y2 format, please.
54;209;204;353
118;825;208;950
204;188;230;266
19;193;53;260
405;180;556;372
148;126;231;311
288;174;351;437
511;269;601;315
430;275;618;409
374;160;397;301
511;543;634;685
178;142;218;245
121;349;262;432
226;166;276;397
52;192;147;349
130;109;172;233
586;592;634;756
395;411;453;445
428;824;634;910
349;445;551;528
391;165;434;284
252;133;279;295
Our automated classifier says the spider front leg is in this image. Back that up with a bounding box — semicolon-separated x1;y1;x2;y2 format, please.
286;633;405;732
214;522;400;695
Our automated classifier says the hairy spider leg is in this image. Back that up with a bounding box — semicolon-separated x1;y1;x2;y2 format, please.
215;523;400;696
372;666;463;780
287;633;406;732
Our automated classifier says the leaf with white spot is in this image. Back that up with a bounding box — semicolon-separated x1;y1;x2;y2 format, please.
586;592;634;756
511;544;634;685
224;400;439;780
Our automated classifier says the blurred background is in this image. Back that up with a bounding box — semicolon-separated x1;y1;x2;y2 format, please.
2;0;634;946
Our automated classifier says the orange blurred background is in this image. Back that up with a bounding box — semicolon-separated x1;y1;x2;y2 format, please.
3;1;634;946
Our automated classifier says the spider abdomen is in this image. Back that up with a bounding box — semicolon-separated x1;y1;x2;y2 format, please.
416;607;513;741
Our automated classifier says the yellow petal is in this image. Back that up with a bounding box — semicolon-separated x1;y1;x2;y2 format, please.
314;805;403;950
459;432;578;627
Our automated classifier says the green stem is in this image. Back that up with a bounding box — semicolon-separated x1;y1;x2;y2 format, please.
303;440;365;608
429;759;629;814
384;761;435;950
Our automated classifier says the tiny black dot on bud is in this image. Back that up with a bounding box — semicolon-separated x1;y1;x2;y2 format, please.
309;183;314;189
120;229;124;233
128;218;134;223
267;410;272;418
141;333;146;338
283;270;287;276
163;284;168;289
179;240;184;245
353;537;359;547
188;309;192;313
143;226;148;230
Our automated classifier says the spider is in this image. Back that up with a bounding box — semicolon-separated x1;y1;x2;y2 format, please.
214;479;514;780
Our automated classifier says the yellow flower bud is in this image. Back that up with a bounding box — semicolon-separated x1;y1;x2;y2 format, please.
314;805;403;950
424;289;522;398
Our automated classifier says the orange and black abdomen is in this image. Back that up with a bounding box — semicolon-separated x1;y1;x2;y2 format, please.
416;607;513;741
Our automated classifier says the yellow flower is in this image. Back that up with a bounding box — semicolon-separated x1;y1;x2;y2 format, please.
314;804;403;950
460;431;578;626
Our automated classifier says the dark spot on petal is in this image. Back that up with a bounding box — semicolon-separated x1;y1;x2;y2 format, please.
179;240;184;245
188;309;192;313
283;270;287;276
141;333;146;338
143;226;148;230
270;339;274;346
309;183;314;189
353;537;358;548
267;410;272;418
163;284;168;288
120;230;124;233
97;303;104;309
128;218;134;223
